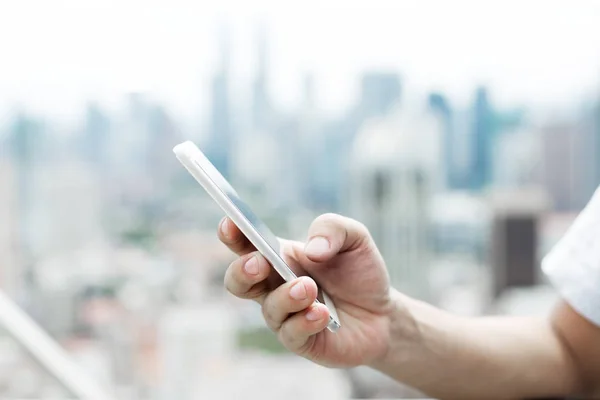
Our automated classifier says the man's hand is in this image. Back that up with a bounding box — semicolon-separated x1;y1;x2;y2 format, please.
217;212;600;399
218;213;399;368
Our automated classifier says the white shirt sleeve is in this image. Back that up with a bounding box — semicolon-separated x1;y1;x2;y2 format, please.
542;187;600;327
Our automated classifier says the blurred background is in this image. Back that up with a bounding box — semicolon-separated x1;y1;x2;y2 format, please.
1;0;600;398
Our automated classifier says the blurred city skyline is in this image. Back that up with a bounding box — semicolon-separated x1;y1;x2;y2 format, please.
1;1;600;124
1;2;600;398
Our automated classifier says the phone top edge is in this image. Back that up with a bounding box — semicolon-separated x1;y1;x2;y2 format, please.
172;140;341;333
173;140;197;159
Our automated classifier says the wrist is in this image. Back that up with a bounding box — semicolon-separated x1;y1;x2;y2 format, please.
369;289;423;373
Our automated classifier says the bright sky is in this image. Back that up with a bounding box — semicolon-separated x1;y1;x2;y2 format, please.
1;0;600;122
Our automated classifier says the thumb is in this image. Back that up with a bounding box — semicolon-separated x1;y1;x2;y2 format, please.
303;213;370;262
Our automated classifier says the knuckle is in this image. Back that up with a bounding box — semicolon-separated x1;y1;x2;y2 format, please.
278;321;309;353
223;257;248;292
223;269;241;295
261;301;279;331
278;323;294;346
315;212;341;225
354;220;370;236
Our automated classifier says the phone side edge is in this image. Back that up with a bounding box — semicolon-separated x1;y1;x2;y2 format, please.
173;143;341;332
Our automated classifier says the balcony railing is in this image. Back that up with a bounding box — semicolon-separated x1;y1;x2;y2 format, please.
0;289;113;400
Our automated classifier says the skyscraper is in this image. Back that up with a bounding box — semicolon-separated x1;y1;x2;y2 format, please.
206;25;234;179
0;147;19;296
252;24;272;131
358;72;401;120
333;71;403;212
541;118;599;212
428;92;458;189
9;113;43;298
82;103;110;170
348;105;443;301
489;189;549;297
470;86;495;190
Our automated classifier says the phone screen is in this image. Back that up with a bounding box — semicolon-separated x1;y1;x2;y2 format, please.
190;157;283;257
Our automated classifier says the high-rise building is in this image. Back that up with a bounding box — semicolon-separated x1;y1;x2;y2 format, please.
579;102;600;207
8;113;43;299
348;104;443;301
328;71;403;212
251;24;272;131
492;127;541;189
27;159;104;259
206;26;234;179
488;189;550;297
540;120;598;211
358;72;401;120
470;86;496;190
428;92;460;190
0;149;19;296
145;104;181;205
82;103;110;170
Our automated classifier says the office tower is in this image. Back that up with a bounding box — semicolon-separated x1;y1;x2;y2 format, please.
82;103;110;170
492;127;541;189
470;86;496;190
577;103;600;209
206;26;234;179
358;72;401;120
0;150;19;296
251;24;272;131
348;106;443;301
145;104;181;203
332;71;403;213
540;120;599;211
29;159;104;257
9;113;43;298
428;92;452;189
489;189;549;297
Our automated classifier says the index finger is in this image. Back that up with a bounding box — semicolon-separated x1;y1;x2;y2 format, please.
217;217;256;256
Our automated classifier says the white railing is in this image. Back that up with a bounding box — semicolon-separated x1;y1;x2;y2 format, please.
0;290;113;400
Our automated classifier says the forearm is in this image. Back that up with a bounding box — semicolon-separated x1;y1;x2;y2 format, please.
372;291;581;400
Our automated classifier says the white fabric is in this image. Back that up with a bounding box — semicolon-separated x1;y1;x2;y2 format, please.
542;188;600;327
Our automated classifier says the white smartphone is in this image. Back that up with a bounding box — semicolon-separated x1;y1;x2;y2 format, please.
173;141;341;333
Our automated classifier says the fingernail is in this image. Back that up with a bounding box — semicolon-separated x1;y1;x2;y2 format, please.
290;280;307;300
244;256;259;275
306;306;322;321
305;237;330;256
220;218;230;238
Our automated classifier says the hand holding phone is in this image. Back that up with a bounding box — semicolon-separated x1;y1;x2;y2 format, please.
174;140;398;370
173;141;341;332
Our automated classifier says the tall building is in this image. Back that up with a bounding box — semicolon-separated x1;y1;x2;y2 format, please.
251;24;272;131
82;102;110;170
348;104;443;301
206;26;234;179
492;127;541;189
0;149;19;296
101;93;157;211
540;120;597;211
488;189;550;298
28;159;105;258
470;86;496;190
579;101;600;206
428;92;461;190
358;72;401;120
145;104;181;205
329;71;403;212
9;113;43;298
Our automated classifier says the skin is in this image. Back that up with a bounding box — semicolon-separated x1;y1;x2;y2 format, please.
218;213;600;400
